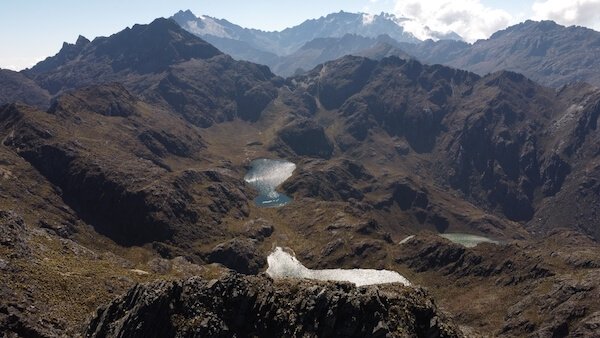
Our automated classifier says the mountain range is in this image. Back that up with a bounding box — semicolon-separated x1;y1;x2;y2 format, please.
172;10;458;76
1;11;600;338
172;9;440;53
173;10;600;88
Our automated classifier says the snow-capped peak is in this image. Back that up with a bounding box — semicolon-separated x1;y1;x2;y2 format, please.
172;10;235;39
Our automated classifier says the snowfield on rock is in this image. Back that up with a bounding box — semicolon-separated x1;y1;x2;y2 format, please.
266;247;410;286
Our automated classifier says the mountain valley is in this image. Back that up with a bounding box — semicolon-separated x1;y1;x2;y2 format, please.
1;10;600;338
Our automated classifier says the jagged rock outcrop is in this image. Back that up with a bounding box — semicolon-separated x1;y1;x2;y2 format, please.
315;56;377;110
280;87;318;117
376;180;429;212
27;19;221;82
27;35;90;75
0;210;29;258
85;273;462;337
501;269;600;337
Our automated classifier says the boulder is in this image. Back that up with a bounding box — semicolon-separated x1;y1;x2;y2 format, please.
207;238;265;275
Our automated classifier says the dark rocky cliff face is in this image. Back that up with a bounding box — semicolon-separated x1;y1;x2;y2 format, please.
85;273;462;338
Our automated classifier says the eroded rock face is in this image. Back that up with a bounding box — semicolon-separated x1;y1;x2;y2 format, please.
0;210;29;257
86;273;462;338
501;271;600;337
277;119;334;159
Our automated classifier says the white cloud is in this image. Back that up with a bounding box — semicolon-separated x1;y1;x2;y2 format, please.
393;0;513;42
532;0;600;30
0;56;44;71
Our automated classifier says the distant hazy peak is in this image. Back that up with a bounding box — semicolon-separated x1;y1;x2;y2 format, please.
488;20;563;40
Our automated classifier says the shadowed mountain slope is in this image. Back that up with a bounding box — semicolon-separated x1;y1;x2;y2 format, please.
0;69;51;108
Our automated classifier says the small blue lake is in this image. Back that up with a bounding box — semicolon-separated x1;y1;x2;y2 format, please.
244;159;296;207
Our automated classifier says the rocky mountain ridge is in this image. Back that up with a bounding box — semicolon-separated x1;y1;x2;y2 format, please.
171;10;460;77
86;273;461;337
172;10;425;54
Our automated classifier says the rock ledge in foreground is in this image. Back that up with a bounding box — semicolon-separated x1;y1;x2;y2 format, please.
85;272;461;337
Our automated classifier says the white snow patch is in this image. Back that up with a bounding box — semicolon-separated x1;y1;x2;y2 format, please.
184;17;231;38
399;235;415;244
266;247;410;287
362;13;376;25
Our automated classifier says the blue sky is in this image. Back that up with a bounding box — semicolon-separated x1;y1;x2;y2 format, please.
1;0;599;70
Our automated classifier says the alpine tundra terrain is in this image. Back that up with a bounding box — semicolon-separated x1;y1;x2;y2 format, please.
1;9;600;338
